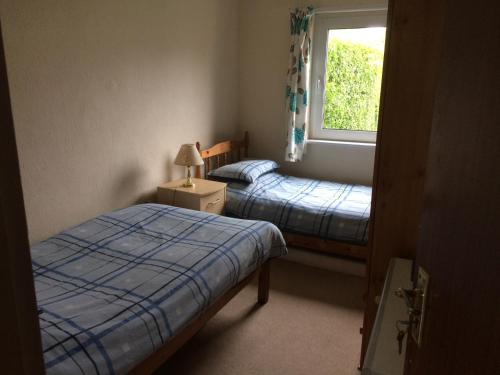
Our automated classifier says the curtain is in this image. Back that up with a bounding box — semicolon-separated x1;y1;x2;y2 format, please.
285;6;314;162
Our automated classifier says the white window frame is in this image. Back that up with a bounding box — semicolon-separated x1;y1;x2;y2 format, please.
310;9;387;143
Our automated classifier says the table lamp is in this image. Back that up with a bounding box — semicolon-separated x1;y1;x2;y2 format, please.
174;144;204;188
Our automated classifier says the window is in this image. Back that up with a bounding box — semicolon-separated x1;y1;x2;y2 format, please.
310;10;387;143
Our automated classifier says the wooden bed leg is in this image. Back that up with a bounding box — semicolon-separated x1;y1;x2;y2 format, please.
258;260;270;305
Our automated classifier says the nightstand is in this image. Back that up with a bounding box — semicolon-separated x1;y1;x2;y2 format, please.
157;178;227;215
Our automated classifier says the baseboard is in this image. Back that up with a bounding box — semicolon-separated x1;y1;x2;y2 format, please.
283;246;366;278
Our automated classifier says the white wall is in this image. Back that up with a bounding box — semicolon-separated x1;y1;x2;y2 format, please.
1;0;385;243
1;0;240;243
238;0;387;185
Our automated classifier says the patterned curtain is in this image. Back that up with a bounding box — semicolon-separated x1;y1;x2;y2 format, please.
285;7;314;162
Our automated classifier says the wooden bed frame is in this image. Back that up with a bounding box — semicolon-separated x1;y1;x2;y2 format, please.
195;132;369;261
130;260;270;374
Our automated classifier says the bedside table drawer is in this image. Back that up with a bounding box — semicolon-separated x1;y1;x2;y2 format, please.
200;189;225;215
157;178;226;215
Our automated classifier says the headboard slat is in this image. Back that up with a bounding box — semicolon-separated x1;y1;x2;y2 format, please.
195;131;249;179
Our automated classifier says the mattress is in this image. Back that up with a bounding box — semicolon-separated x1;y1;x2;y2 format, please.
225;172;372;245
32;203;286;375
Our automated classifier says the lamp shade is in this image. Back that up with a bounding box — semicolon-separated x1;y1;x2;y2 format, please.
174;144;204;166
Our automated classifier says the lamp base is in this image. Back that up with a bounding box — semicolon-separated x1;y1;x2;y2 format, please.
183;171;195;188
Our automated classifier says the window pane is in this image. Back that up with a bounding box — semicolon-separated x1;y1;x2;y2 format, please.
324;27;385;132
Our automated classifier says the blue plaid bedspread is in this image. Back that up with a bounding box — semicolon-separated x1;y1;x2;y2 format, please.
225;172;372;245
32;204;286;375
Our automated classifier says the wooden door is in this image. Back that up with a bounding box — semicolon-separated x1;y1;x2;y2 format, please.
405;0;500;373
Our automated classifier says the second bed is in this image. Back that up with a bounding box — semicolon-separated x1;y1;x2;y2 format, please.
195;132;372;260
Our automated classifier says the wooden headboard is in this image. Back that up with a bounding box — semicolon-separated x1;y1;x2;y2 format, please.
195;131;249;179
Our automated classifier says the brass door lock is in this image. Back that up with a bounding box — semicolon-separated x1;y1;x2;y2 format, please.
395;267;429;346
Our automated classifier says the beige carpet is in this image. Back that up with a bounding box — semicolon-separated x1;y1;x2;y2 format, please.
156;259;365;375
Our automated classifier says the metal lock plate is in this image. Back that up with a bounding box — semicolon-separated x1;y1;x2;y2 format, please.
411;266;429;345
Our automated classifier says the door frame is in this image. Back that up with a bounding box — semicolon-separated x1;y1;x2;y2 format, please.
361;0;446;365
0;21;45;374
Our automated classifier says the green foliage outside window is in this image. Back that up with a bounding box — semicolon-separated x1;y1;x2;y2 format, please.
323;37;383;131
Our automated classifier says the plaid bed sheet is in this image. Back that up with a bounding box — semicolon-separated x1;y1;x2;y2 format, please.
225;172;372;245
32;204;286;375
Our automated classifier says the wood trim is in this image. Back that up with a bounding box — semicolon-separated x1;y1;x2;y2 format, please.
130;260;271;374
0;22;45;374
283;232;368;261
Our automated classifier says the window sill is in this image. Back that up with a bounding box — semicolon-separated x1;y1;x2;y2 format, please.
307;139;376;147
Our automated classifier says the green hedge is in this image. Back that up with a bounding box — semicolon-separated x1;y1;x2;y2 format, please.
324;38;383;131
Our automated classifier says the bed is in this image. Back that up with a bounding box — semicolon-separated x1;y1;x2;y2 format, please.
32;203;286;374
195;132;371;260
